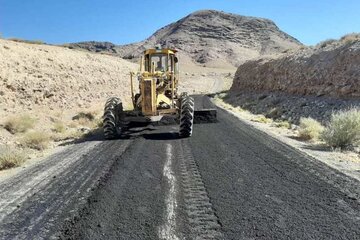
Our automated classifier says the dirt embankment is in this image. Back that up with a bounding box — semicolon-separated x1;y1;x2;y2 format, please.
0;39;137;115
231;34;360;98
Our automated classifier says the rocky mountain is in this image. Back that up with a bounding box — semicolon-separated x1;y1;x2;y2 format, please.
67;10;302;67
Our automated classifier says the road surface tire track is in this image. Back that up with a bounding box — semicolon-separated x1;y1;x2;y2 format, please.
60;137;170;240
0;140;131;239
178;140;223;240
189;96;360;239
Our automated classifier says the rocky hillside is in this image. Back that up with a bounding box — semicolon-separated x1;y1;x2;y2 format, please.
68;10;302;67
231;34;360;98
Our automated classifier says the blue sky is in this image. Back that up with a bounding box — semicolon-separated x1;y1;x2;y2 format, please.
0;0;359;46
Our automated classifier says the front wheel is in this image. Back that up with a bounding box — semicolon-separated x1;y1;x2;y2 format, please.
179;96;194;137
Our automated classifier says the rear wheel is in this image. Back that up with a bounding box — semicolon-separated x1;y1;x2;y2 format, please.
179;96;194;137
103;97;122;139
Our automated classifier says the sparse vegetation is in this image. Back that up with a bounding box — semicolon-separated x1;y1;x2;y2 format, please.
0;146;25;170
340;33;360;44
317;39;336;48
20;131;50;150
96;118;103;128
273;120;291;129
298;117;325;141
52;120;66;133
3;115;36;134
71;111;99;128
321;108;360;149
72;112;95;121
8;38;45;45
251;115;272;124
266;107;283;119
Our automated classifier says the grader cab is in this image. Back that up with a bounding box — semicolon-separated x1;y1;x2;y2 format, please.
102;46;216;139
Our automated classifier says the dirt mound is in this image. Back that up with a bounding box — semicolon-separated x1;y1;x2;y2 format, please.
68;10;302;67
231;34;360;98
0;39;137;114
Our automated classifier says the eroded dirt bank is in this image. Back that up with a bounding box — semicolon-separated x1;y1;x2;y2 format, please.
231;35;360;99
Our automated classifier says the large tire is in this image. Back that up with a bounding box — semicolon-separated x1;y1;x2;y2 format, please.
179;96;194;137
103;97;122;139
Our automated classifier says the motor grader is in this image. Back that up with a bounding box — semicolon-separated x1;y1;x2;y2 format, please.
102;46;216;139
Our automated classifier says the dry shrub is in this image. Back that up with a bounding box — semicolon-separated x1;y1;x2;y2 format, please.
251;115;272;124
71;112;99;128
340;33;360;44
266;107;283;119
96;118;103;128
4;115;36;134
72;112;95;121
52;121;66;133
298;117;324;140
8;38;45;45
321;108;360;149
273;120;291;129
68;122;78;128
21;131;50;150
0;146;25;170
316;39;336;48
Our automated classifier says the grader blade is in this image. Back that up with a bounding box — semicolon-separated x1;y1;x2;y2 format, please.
193;109;217;124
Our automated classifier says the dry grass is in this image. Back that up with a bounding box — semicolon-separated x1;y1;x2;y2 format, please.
71;111;100;128
340;33;360;44
213;95;245;113
8;38;45;45
96;118;103;128
20;131;50;150
0;146;25;170
266;107;283;119
68;122;78;128
273;120;291;129
3;115;36;134
72;112;95;121
298;117;325;141
316;39;336;48
321;108;360;149
251;115;273;124
52;121;66;133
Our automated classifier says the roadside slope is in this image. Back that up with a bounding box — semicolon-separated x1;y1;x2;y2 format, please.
231;34;360;98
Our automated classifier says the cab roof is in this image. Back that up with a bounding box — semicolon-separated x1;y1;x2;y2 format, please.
144;48;178;55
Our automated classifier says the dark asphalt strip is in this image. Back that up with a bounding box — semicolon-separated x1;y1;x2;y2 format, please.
60;135;173;240
188;97;360;239
0;140;132;239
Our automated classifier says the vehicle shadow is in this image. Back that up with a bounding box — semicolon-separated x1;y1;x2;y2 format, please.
142;132;180;140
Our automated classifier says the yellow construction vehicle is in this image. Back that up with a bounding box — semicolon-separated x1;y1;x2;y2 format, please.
102;45;216;139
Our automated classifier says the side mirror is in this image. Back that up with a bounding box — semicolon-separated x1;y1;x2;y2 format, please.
174;57;178;63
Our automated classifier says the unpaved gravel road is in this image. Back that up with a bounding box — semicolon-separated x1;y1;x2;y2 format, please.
0;96;359;240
